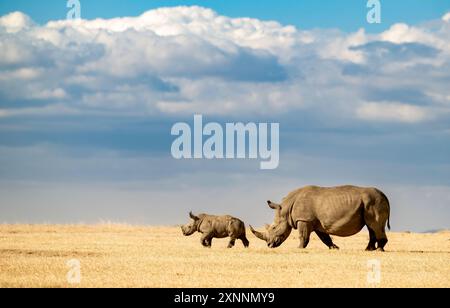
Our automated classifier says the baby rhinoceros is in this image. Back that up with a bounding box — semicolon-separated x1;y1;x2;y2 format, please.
181;212;250;248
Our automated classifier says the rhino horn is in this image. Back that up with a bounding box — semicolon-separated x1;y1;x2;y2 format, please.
267;200;281;210
189;211;199;220
250;225;267;242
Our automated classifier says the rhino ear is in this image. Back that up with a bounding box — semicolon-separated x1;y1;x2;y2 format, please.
189;211;199;221
267;200;281;210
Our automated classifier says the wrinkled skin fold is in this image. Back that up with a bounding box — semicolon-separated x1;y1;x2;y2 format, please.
250;186;391;251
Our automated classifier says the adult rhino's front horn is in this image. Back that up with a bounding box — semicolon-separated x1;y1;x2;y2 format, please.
249;225;267;241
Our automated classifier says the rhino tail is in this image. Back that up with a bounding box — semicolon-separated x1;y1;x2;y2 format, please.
386;193;391;230
373;188;392;231
383;191;391;230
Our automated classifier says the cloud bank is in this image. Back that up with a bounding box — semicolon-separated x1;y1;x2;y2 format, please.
0;6;449;123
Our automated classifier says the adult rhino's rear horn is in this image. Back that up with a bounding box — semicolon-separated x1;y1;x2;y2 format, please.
249;225;267;241
189;211;199;220
267;200;281;210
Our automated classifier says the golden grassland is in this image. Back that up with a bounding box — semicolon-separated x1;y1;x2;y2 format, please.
0;224;449;288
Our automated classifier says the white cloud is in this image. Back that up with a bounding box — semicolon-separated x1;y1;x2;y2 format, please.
156;101;193;113
46;6;298;58
319;28;368;63
379;22;450;54
0;104;80;117
33;88;68;100
0;6;449;124
380;23;420;44
356;102;430;123
0;11;34;33
0;67;41;80
0;39;34;65
443;12;450;22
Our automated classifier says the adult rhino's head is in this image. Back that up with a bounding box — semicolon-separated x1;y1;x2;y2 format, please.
181;212;200;236
250;201;292;248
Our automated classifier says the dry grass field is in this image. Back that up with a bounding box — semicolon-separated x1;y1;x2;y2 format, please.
0;224;449;288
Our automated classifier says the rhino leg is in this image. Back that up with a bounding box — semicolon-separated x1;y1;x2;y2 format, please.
364;198;389;251
376;237;388;251
201;234;213;248
206;237;213;247
240;235;250;248
366;224;388;251
297;221;313;249
200;237;208;247
315;231;339;250
227;238;236;248
365;227;377;251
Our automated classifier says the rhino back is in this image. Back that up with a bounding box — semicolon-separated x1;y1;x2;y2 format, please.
288;186;374;236
198;214;243;238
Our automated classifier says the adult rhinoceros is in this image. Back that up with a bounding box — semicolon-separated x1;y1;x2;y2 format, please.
250;185;391;251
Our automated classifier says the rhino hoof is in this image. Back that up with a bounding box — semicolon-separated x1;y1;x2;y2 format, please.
376;247;385;252
329;244;339;250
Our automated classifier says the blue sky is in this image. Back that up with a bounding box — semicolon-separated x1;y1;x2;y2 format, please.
1;0;449;32
0;2;449;231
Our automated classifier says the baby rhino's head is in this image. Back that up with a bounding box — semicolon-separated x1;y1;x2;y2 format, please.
181;212;200;236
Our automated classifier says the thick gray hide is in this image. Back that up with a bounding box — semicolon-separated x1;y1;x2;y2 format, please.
250;185;391;251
